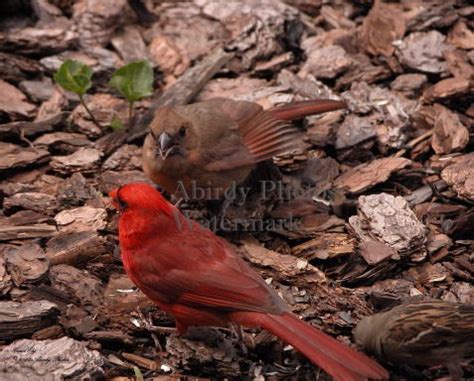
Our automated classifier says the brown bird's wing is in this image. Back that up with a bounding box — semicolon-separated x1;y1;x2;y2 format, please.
385;302;474;361
202;98;346;172
130;216;286;315
202;98;304;172
268;99;346;121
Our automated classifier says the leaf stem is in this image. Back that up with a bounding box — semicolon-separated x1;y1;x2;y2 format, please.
128;101;134;128
79;94;104;129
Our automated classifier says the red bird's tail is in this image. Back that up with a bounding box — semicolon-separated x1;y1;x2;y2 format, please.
233;311;388;381
269;99;346;121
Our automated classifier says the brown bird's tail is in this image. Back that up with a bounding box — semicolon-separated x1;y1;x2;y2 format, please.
269;99;346;121
234;311;388;381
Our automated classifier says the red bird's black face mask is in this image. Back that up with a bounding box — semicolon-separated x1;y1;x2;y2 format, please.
109;187;127;212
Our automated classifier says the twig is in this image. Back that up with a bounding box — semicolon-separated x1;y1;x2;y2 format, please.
394;129;434;158
19;128;39;153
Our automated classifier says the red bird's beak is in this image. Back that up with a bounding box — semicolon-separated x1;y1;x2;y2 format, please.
109;188;119;209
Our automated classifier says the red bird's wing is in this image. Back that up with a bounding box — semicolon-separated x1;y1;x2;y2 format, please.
130;224;286;315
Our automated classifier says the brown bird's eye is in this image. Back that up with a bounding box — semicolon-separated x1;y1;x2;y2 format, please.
179;126;186;137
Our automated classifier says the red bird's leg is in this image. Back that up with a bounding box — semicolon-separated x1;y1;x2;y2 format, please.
136;307;178;334
229;323;250;355
219;197;232;220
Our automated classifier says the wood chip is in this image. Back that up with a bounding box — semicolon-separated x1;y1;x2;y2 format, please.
443;48;474;79
35;87;69;122
422;77;471;102
390;73;428;93
426;233;452;255
54;206;107;233
0;211;57;241
0;52;43;83
0;143;49;173
84;330;134;345
334;157;412;193
100;170;153;193
0;24;78;55
0;113;64;140
103;274;150;325
0;336;104;379
0;300;59;340
205;0;297;71
102;144;142;171
320;5;355;30
335;115;376;149
349;193;427;257
50;264;104;311
255;52;294;73
291;233;355;260
73;0;127;48
34;132;91;152
31;325;64;340
57;172;95;207
299;45;353;79
50;147;103;175
240;236;326;283
3;192;58;215
359;241;396;265
360;0;406;57
122;352;157;370
111;26;148;63
396;30;449;73
3;242;49;286
0;253;12;296
441;153;474;201
431;104;469;154
46;230;112;265
447;20;474;50
148;33;190;76
0;80;36;119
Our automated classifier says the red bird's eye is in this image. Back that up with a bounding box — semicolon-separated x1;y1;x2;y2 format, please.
179;126;186;137
110;187;127;211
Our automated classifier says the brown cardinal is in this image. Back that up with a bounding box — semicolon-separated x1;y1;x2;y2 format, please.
110;183;388;381
354;300;474;378
142;98;345;199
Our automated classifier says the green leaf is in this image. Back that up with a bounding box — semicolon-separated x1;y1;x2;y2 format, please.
53;60;92;96
133;366;144;381
109;60;154;102
109;115;124;131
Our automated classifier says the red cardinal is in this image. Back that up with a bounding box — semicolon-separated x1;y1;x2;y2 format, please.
110;183;388;381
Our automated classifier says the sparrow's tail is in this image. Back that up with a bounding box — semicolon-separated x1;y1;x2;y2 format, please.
269;99;346;121
233;311;388;381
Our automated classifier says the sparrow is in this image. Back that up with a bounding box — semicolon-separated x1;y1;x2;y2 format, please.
354;300;474;378
142;97;346;199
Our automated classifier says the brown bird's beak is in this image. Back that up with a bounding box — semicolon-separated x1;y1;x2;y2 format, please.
157;132;173;160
